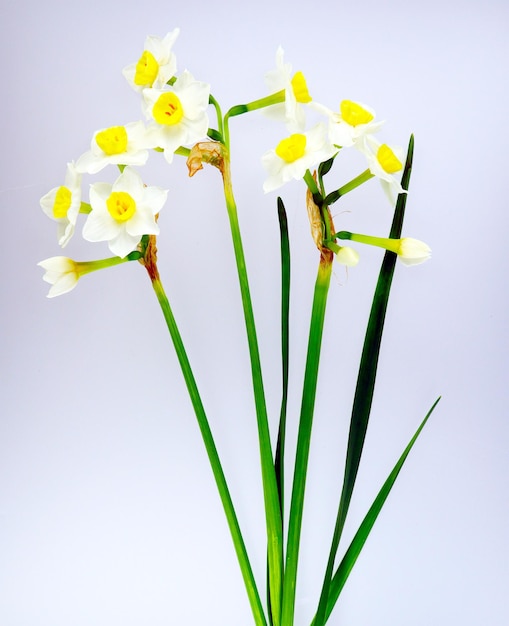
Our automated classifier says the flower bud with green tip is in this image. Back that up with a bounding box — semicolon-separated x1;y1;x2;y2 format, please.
38;252;141;298
336;231;431;266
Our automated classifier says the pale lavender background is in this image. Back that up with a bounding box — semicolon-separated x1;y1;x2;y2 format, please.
1;0;508;624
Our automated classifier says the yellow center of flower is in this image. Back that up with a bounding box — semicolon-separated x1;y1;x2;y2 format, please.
106;191;136;222
134;50;159;86
291;72;312;103
53;186;72;219
152;92;184;125
275;134;307;163
340;100;374;126
377;144;403;174
95;126;128;155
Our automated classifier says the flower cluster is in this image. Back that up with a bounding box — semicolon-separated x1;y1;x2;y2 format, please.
39;29;430;297
260;48;406;204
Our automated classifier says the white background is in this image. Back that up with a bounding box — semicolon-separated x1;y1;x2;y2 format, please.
1;0;508;624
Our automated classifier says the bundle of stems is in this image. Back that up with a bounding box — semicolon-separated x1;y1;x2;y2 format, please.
146;114;439;626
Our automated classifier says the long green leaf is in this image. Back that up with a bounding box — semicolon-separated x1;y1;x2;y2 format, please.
313;135;415;626
318;396;441;624
267;198;291;625
275;197;291;516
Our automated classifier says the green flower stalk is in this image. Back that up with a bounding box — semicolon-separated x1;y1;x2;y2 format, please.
141;235;268;626
336;230;432;265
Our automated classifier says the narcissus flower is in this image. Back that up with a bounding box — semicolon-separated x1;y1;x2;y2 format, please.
335;246;360;267
397;238;432;266
38;256;82;297
262;124;336;192
360;136;406;204
142;70;210;164
38;254;139;297
264;46;312;131
40;162;82;248
123;29;180;92
76;121;149;174
315;99;384;148
83;166;167;258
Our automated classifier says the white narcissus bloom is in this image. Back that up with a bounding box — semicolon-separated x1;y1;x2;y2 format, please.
123;29;180;92
314;99;384;148
336;246;360;267
262;124;336;193
360;136;406;204
38;256;81;297
83;166;167;258
397;238;432;266
40;162;81;248
75;121;149;174
142;70;210;164
264;46;312;131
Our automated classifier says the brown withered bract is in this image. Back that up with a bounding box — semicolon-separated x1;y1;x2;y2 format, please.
306;171;336;253
187;141;225;177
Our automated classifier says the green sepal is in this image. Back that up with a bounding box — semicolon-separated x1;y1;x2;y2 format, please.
318;155;336;178
323;189;341;206
207;128;223;142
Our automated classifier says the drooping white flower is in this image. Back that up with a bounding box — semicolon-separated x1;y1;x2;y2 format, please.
264;46;312;131
262;124;336;193
123;29;180;92
83;167;167;258
142;70;210;164
335;246;360;267
76;121;149;174
359;136;406;204
38;256;81;297
40;162;82;248
397;238;431;266
314;99;384;148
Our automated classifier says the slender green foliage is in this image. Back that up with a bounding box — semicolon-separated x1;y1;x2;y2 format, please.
275;197;291;516
313;135;415;626
315;397;441;625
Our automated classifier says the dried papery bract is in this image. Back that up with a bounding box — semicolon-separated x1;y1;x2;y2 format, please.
306;171;335;263
187;141;225;177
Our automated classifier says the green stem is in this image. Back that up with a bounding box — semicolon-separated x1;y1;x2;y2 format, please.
223;90;286;147
209;93;224;139
281;256;334;626
219;144;283;626
336;231;401;254
148;266;267;626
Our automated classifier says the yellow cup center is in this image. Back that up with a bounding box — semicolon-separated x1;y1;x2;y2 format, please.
95;126;128;156
134;50;159;87
106;191;136;222
377;144;403;174
152;92;184;126
340;100;374;126
275;134;307;163
291;72;312;103
53;186;72;219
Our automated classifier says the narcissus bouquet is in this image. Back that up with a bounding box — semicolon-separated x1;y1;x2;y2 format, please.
39;28;439;626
